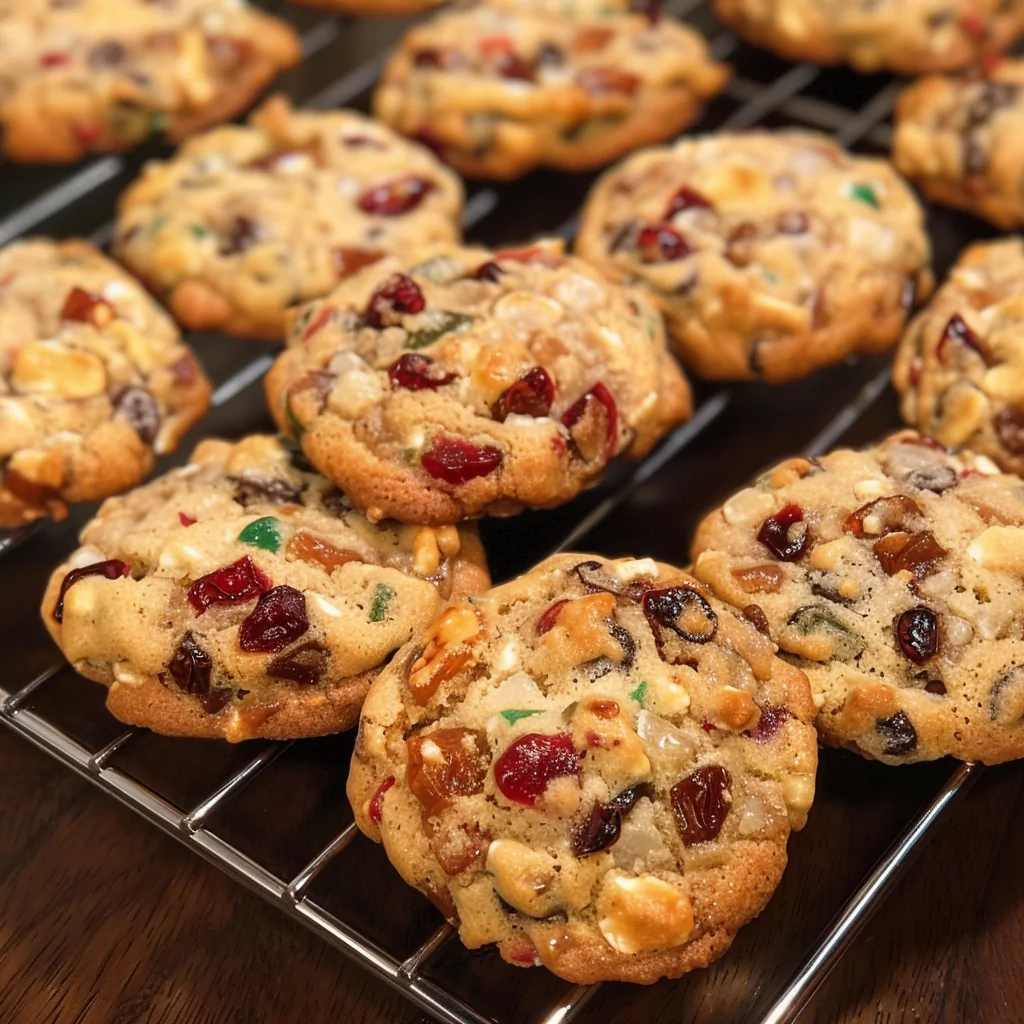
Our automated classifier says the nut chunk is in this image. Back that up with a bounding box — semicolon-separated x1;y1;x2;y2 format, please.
348;553;817;984
692;430;1024;765
42;435;489;742
0;238;211;528
266;240;692;525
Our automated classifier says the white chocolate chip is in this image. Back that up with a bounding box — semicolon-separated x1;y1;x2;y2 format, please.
597;873;693;955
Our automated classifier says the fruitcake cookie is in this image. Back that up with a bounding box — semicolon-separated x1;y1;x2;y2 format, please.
893;62;1024;229
0;0;300;163
372;5;728;179
114;96;464;341
713;0;1024;76
265;241;692;525
691;431;1024;765
894;238;1024;476
42;435;489;742
576;130;934;382
0;239;211;530
348;553;817;983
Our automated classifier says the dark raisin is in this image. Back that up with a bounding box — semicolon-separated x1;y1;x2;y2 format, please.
492;366;555;420
990;665;1024;725
642;586;718;645
535;44;564;69
894;607;939;664
167;631;230;713
89;41;126;67
757;504;809;561
231;474;302;507
924;678;947;696
571;559;629;597
113;386;160;444
636;224;692;263
319;486;352;517
53;559;130;622
187;556;271;614
358;175;433;216
607;623;636;670
218;215;261;256
469;260;503;282
670;765;731;846
876;711;918;756
994;408;1024;455
906;463;958;494
238;585;309;653
742;603;771;636
267;641;329;685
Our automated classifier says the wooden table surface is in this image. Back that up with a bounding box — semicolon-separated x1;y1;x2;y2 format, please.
0;724;1019;1024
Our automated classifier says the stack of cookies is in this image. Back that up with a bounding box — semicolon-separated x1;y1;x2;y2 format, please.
9;0;1024;996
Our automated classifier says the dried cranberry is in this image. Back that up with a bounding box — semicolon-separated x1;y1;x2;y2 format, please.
231;474;302;507
218;215;261;256
636;225;692;263
575;68;640;95
536;599;569;635
332;247;383;279
494;732;581;806
937;313;986;364
113;386;160;444
671;765;731;846
178;512;196;527
238;585;309;653
562;382;618;461
994;408;1024;455
267;641;329;685
357;175;433;216
40;51;71;67
843;495;922;537
873;531;946;580
388;353;456;390
747;704;790;743
643;586;718;645
187;556;271;615
407;727;490;816
469;260;503;282
61;286;111;323
757;504;809;562
364;273;426;329
368;776;395;823
894;607;939;664
492;366;555;420
876;710;918;756
489;50;534;81
53;559;130;622
421;437;503;484
742;603;771;636
664;185;713;219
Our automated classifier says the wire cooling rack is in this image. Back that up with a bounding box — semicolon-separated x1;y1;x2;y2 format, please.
0;2;1002;1021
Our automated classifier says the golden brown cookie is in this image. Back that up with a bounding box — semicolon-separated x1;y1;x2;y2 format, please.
114;96;464;341
0;0;300;163
265;241;692;525
577;130;934;382
0;238;211;529
348;553;817;983
714;0;1024;76
42;435;490;742
373;4;728;180
692;431;1024;765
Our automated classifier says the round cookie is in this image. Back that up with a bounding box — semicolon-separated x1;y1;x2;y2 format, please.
348;553;817;983
114;95;464;341
372;5;728;180
42;435;490;742
264;241;693;525
894;238;1024;476
0;238;211;530
691;431;1024;765
894;62;1024;229
0;0;300;164
576;130;934;382
713;0;1024;76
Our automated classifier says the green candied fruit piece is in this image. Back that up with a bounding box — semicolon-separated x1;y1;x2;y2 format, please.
238;516;283;553
847;182;880;209
628;680;648;706
500;708;545;725
369;583;395;622
189;223;213;240
406;311;473;350
788;604;865;661
284;395;306;440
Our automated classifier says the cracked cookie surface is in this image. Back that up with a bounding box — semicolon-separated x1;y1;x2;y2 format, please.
0;238;211;529
577;130;933;382
114;95;464;340
373;4;728;179
0;0;299;163
265;241;692;525
692;431;1024;765
348;553;817;983
42;435;489;742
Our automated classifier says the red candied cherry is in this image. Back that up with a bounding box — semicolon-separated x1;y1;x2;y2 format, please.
562;382;618;461
364;273;426;329
357;175;434;216
61;286;113;325
894;606;939;665
368;776;396;824
535;599;569;635
664;185;713;219
421;436;503;484
636;225;693;263
936;313;986;364
53;559;130;622
187;556;271;615
493;366;555;420
494;732;581;806
388;353;456;390
757;504;809;562
238;585;309;653
670;765;731;846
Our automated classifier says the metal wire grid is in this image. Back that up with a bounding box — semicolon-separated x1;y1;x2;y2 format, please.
0;2;987;1021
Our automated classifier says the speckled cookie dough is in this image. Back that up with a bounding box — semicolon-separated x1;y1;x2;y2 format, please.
264;240;693;525
577;130;933;382
0;0;299;163
0;238;211;529
894;61;1024;229
372;4;728;180
348;553;817;983
692;431;1024;765
713;0;1024;76
114;95;464;341
42;435;490;742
